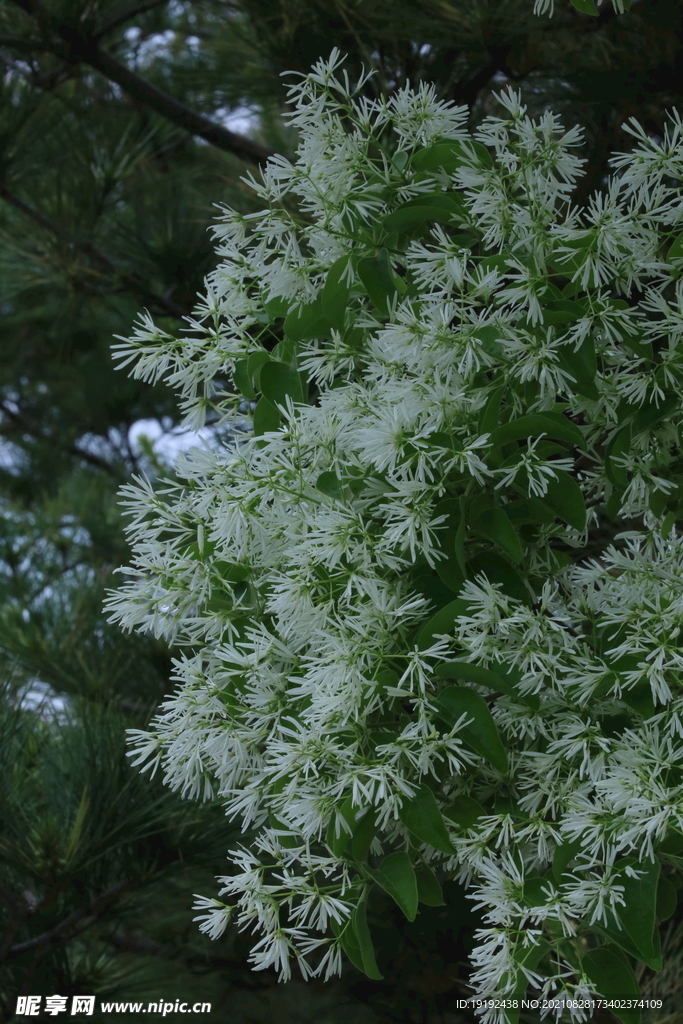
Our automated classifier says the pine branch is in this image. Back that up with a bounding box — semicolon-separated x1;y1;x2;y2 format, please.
0;184;190;319
0;888;38;961
94;1;173;42
0;34;49;53
80;46;276;163
0;399;125;481
5;881;132;958
105;931;246;972
1;0;277;164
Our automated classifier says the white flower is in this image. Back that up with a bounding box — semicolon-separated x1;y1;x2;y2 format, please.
107;48;683;1004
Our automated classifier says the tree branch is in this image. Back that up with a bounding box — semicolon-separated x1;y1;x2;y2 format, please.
0;1;277;164
4;0;36;15
0;34;50;53
451;46;514;109
0;184;189;319
0;400;124;481
0;889;41;960
5;881;131;958
81;45;275;163
94;0;171;42
105;931;273;979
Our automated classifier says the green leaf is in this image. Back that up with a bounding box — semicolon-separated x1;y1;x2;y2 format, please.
669;229;683;263
454;496;467;575
283;296;327;340
247;349;271;391
659;829;683;854
336;896;383;980
600;857;661;970
605;424;632;486
268;812;299;849
415;864;445;906
556;336;599;399
213;561;249;584
514;936;550;971
444;795;487;831
326;796;355;857
620;682;655;720
233;357;256;400
656;875;677;921
539;469;587;531
582;948;640;1024
489;413;585;450
542;299;588;324
351;808;377;862
552;838;583;884
549;232;596;276
383;194;463;233
504;497;556;526
437;686;508;773
522;875;552;908
410;142;467;175
479;385;505;434
415;598;469;649
621;329;653;363
634;393;678;431
411;139;491;175
316;470;343;499
352;895;383;979
436;660;537;710
472;506;523;564
322;256;352;330
432;497;466;593
368;852;418;921
259;359;304;408
336;915;366;974
252;397;281;436
468;552;532;606
272;334;297;365
356;250;401;313
399;783;455;854
449;139;493;167
263;294;291;318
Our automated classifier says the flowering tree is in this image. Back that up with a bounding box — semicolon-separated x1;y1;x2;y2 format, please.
107;47;683;1022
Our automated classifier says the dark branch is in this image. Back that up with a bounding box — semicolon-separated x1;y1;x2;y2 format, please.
451;46;514;109
0;889;40;961
4;0;35;15
0;400;123;481
105;931;253;974
0;35;50;53
82;45;275;163
6;881;131;958
94;0;171;42
0;2;276;165
0;184;189;319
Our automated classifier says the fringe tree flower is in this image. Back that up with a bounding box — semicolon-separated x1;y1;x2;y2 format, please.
108;49;683;1021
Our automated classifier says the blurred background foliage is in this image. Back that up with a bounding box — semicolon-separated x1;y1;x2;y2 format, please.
0;0;682;1020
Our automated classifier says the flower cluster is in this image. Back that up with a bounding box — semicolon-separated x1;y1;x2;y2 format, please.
108;50;683;1022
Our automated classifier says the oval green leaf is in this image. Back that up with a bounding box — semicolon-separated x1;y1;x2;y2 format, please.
415;864;445;906
399;783;455;855
471;506;523;564
436;686;508;773
322;256;352;330
582;947;640;1024
259;359;304;408
368;851;418;921
539;469;587;532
